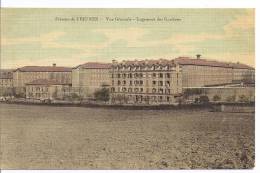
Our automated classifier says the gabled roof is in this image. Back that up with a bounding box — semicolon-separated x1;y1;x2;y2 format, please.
113;57;254;70
175;57;254;70
26;79;71;86
114;59;175;67
74;62;111;69
15;66;72;72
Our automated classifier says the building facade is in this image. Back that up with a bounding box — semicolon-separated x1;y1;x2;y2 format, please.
110;57;254;105
13;64;72;94
72;62;111;98
25;79;71;100
175;56;255;88
0;69;14;96
0;69;13;88
110;59;182;104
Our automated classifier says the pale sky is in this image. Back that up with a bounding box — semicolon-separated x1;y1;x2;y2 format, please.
1;8;255;68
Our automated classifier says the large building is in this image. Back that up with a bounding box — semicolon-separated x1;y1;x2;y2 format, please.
110;56;254;104
25;79;71;100
72;62;111;98
13;64;72;94
110;59;182;104
175;56;255;88
0;69;14;96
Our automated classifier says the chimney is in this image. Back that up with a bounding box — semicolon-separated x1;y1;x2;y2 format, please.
112;59;117;64
196;54;201;59
53;63;56;67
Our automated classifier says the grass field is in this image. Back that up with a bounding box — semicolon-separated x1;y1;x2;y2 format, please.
0;103;255;169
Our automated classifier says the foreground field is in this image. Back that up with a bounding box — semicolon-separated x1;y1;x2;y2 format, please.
0;104;254;169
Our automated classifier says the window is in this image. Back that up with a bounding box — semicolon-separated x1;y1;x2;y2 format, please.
166;73;171;78
117;74;121;78
134;88;139;92
152;88;156;93
123;73;126;78
165;89;170;94
140;80;143;85
140;88;143;92
152;81;156;85
128;88;132;92
129;73;132;78
159;88;164;93
166;81;170;86
159;81;163;86
152;73;156;78
130;81;132;85
159;73;163;78
118;80;121;85
123;80;126;85
122;87;127;92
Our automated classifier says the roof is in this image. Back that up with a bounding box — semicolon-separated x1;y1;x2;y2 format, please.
174;57;254;70
74;62;111;69
15;66;72;72
0;69;14;79
26;79;71;86
113;57;254;70
114;59;175;67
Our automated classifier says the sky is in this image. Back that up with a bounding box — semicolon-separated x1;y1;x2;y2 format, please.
1;8;255;69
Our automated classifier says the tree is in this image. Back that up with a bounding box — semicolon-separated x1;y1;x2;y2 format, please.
213;95;221;102
226;95;236;102
199;95;209;104
238;95;249;103
94;88;110;102
183;88;203;98
52;89;58;99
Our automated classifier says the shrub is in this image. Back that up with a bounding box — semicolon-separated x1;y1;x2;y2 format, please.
213;95;221;102
226;95;236;102
94;88;110;102
238;95;249;102
183;88;203;98
199;95;209;104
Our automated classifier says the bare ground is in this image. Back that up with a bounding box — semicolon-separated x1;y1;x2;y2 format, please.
0;104;255;169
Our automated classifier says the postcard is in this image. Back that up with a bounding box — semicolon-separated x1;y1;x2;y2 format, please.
0;8;255;169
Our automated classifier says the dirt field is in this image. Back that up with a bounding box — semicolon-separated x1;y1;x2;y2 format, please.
0;103;255;169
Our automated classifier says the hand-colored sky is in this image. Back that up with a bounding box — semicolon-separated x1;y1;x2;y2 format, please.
1;8;254;68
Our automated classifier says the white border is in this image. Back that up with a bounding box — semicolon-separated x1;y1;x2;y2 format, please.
0;0;257;8
1;0;258;173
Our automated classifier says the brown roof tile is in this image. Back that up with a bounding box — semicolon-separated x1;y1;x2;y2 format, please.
75;62;111;69
116;59;174;67
114;57;254;70
15;66;72;72
175;57;254;70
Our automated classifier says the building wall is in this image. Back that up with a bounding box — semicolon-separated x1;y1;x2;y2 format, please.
183;87;255;102
13;71;72;91
233;68;255;82
0;79;13;96
26;84;71;100
72;68;111;98
110;64;182;104
181;65;254;88
0;78;13;88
